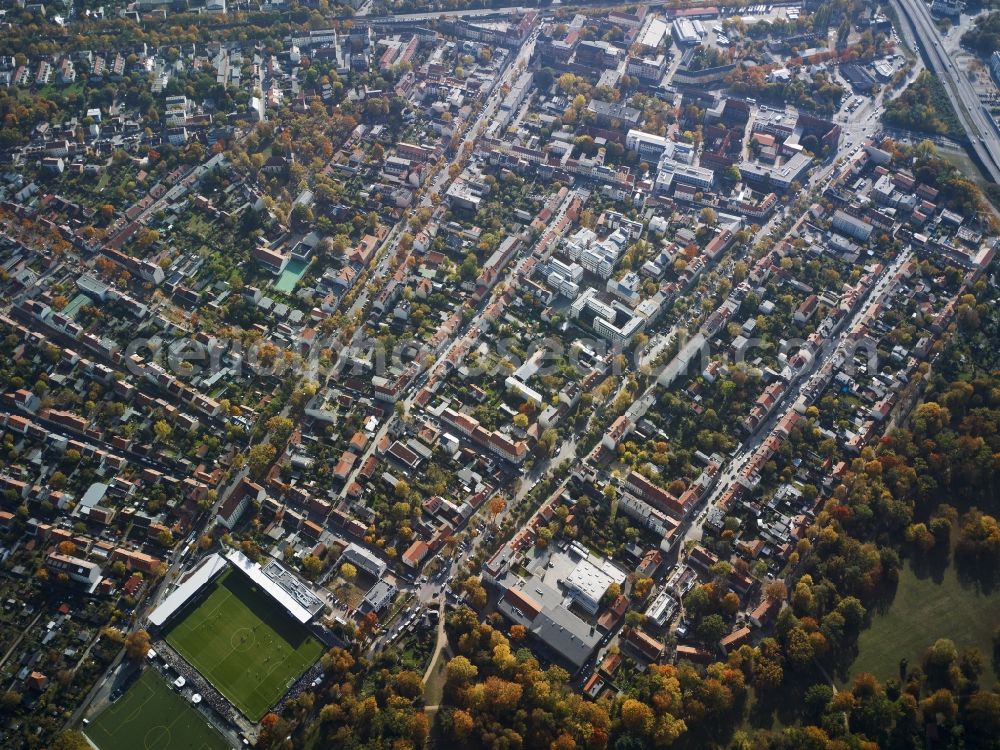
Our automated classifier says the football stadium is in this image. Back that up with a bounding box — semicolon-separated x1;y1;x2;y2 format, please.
148;550;325;721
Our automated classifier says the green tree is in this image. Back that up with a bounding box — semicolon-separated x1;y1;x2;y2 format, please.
624;610;645;630
460;252;479;281
784;626;815;670
697;614;728;643
153;420;172;442
247;443;277;479
445;655;479;690
266;415;294;445
51;732;91;750
302;554;323;578
0;690;21;711
538;428;558;455
620;698;654;734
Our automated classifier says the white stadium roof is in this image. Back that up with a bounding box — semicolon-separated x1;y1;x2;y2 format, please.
148;553;228;628
225;549;323;624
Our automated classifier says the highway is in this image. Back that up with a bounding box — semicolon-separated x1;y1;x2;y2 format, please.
893;0;1000;183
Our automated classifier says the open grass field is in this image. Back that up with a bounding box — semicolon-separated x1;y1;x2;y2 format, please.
848;556;1000;688
86;669;231;750
164;568;323;720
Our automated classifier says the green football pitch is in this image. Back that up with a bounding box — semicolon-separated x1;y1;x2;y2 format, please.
86;669;231;750
164;568;323;721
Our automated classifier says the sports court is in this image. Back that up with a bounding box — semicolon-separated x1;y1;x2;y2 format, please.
163;567;323;720
86;669;231;750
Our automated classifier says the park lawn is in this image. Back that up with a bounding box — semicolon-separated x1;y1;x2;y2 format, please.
848;556;1000;688
423;645;449;708
164;569;323;720
86;669;231;750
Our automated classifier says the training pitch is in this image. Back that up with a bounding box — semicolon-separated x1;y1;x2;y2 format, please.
164;567;323;720
86;669;231;750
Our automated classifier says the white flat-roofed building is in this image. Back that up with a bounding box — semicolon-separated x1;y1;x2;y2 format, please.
873;59;894;80
654;159;714;194
505;349;546;404
545;257;584;298
752;109;795;140
638;17;668;49
361;579;396;614
661;140;696;165
548;257;583;284
564;229;628;280
655;159;715;194
739;151;812;191
77;273;111;301
563;550;628;615
626;128;670;162
645;588;679;627
580;242;620;279
571;288;646;345
260;558;326;620
672;18;700;45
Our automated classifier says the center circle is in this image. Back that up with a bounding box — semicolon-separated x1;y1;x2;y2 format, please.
230;626;255;652
144;725;171;750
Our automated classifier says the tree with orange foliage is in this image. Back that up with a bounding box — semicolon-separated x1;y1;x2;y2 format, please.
482;676;522;714
632;577;654;600
57;541;77;557
358;610;378;638
124;629;150;660
450;708;474;739
489;496;506;519
257;713;289;749
619;698;654;735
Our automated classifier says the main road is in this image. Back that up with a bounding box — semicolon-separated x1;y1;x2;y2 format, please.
892;0;1000;182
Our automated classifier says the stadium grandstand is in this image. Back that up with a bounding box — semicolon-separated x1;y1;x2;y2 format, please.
148;553;229;629
225;549;325;623
147;548;326;630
